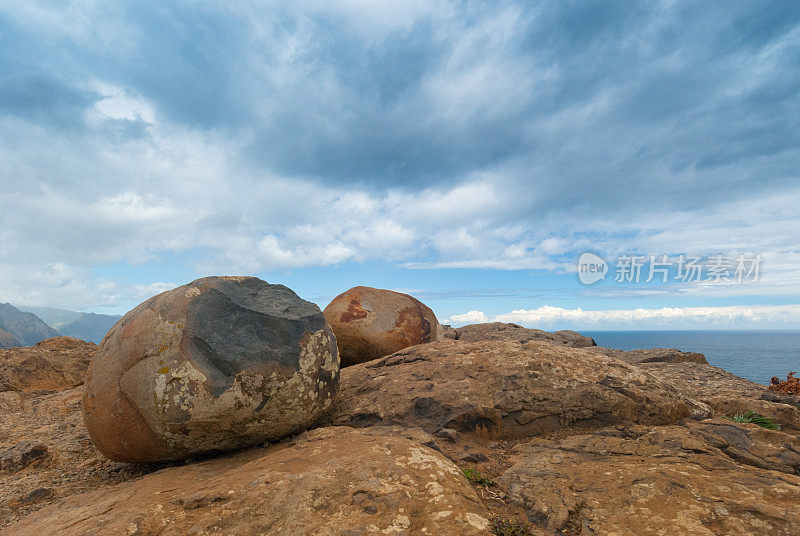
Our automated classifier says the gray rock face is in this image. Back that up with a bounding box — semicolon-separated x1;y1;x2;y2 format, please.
83;276;340;463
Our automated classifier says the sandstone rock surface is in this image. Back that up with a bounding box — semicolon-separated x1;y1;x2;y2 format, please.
331;339;708;436
83;276;339;463
445;322;597;347
0;337;95;392
0;387;149;528
6;426;493;536
0;442;47;473
641;362;800;431
497;421;800;535
585;345;709;364
323;286;441;367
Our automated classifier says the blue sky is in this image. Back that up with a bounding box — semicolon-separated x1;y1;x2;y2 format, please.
1;1;799;329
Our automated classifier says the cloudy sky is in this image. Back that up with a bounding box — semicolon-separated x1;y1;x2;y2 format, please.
1;1;799;329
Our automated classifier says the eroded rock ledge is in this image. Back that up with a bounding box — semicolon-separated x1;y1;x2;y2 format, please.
330;338;710;436
499;421;800;534
443;322;597;348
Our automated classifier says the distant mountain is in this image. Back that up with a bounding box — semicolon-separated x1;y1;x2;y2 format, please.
59;312;121;343
18;306;82;331
19;306;121;344
0;303;60;346
0;325;21;349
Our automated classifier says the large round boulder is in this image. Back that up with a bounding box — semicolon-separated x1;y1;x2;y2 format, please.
323;286;441;367
83;276;339;463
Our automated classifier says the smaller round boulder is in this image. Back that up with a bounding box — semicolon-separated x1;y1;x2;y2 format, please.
83;276;339;463
323;286;441;367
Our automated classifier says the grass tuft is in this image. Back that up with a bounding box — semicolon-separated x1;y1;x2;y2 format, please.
490;518;533;536
725;411;780;430
461;466;494;487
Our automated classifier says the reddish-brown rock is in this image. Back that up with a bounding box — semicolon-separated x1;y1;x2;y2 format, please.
0;337;95;393
323;286;441;367
330;339;709;436
6;426;493;536
0;387;150;528
497;421;800;535
0;442;47;473
641;362;800;431
83;276;339;463
446;322;597;348
585;346;709;364
5;322;800;535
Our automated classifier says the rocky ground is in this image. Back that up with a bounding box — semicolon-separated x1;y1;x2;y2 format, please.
0;337;95;392
0;386;152;526
2;326;800;535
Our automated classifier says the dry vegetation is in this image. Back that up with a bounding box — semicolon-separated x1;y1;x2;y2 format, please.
770;372;800;395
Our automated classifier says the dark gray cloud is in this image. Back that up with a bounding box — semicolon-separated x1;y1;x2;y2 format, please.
1;1;800;309
0;75;95;127
2;1;799;195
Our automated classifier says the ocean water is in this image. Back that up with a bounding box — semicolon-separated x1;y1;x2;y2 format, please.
584;330;800;386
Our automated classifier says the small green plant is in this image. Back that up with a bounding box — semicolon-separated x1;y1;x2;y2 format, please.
461;466;494;487
490;518;533;536
725;411;780;430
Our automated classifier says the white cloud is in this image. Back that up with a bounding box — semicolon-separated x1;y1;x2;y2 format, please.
478;304;800;329
95;191;177;222
0;261;116;310
0;1;799;314
3;153;799;308
90;83;156;124
446;310;490;325
256;235;355;269
132;282;178;299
